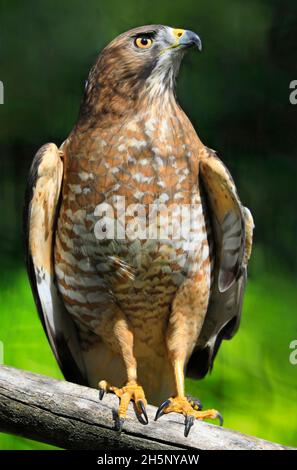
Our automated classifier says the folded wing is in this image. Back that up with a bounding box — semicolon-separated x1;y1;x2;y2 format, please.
24;143;87;384
187;149;254;379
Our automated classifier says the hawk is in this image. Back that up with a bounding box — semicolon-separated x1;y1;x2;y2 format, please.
25;25;254;436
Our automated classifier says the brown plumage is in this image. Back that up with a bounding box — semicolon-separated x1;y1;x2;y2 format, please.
25;25;253;436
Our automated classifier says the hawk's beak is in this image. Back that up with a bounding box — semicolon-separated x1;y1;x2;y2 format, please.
177;30;202;52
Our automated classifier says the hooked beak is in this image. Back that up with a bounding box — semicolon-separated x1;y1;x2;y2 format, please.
177;30;202;52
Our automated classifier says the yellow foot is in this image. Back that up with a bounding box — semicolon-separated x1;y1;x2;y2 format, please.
98;379;148;431
155;396;223;437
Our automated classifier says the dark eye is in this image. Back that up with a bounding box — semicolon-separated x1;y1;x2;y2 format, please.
135;37;153;49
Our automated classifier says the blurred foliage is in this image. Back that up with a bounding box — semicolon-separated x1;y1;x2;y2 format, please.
0;0;296;449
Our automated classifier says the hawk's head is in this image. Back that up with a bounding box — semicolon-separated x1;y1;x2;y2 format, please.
105;25;202;89
81;25;202;118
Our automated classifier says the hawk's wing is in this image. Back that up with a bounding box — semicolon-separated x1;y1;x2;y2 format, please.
187;149;254;379
24;143;87;384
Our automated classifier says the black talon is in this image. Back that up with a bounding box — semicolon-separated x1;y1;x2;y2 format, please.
99;388;105;400
136;400;148;425
184;415;194;437
155;399;171;421
216;412;224;426
115;417;125;432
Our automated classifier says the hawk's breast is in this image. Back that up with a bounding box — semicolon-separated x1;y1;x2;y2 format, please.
54;109;211;351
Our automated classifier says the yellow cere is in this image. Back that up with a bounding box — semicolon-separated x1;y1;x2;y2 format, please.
172;28;185;39
160;28;186;55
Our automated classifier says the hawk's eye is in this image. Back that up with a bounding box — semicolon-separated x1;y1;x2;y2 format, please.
134;36;153;49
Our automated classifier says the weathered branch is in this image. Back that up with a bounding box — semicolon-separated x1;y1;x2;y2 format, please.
0;365;292;450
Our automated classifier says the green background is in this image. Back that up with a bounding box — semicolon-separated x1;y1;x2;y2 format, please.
0;0;296;449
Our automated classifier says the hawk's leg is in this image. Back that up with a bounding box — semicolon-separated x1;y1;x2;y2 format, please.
96;309;148;430
98;380;148;430
155;272;223;436
155;363;222;436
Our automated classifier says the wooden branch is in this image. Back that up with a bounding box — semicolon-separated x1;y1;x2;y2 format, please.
0;365;292;450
